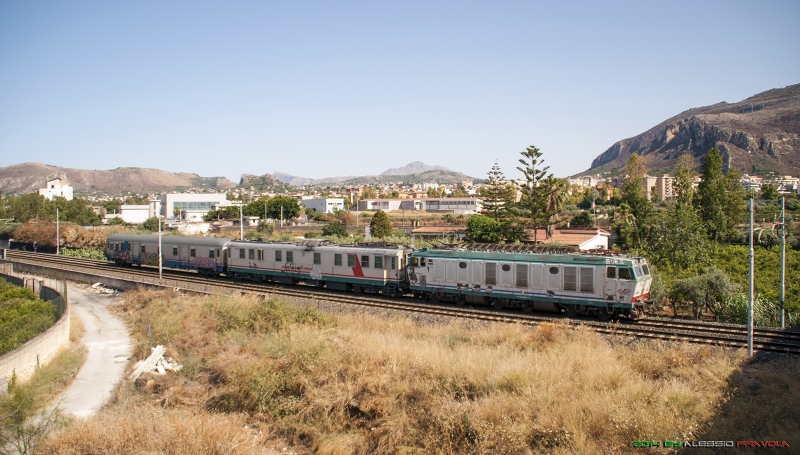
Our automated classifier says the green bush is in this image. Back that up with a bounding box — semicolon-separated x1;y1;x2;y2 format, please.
0;282;56;356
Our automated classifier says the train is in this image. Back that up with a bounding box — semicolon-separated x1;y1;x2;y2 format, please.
105;233;652;320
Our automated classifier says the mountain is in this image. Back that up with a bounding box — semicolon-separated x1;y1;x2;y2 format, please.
583;83;800;176
268;162;460;186
238;173;296;193
270;172;357;186
0;163;237;195
338;169;473;186
380;161;451;176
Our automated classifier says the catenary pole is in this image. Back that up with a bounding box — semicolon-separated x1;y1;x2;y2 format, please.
56;208;60;255
748;198;754;357
780;197;786;329
239;204;243;240
158;216;162;282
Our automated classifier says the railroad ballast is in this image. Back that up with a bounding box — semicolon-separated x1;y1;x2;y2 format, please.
105;233;652;320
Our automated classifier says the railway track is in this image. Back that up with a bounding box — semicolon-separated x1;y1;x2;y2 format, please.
6;250;800;354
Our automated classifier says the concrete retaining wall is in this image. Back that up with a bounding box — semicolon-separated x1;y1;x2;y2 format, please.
0;280;70;391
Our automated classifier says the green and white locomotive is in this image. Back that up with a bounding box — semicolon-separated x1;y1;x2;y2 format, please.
407;246;652;320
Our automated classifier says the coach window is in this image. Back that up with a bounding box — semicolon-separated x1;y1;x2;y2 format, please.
361;255;369;268
334;254;342;266
314;252;321;265
374;256;382;269
618;268;632;280
209;250;215;259
390;257;396;270
275;250;282;262
258;250;264;261
287;251;293;263
412;257;418;267
239;248;245;259
190;247;196;258
248;249;254;260
141;245;146;254
347;254;356;267
172;247;178;256
606;267;616;279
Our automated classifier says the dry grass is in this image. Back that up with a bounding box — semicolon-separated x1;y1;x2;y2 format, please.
41;290;764;454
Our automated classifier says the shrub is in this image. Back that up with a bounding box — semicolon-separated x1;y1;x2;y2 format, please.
322;221;348;237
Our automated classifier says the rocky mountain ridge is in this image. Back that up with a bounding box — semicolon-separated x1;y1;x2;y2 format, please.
584;83;800;176
0;162;237;196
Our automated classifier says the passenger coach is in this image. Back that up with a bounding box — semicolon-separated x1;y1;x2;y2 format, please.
105;233;231;275
226;239;412;296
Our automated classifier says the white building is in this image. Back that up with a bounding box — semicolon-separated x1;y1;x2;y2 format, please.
38;177;74;201
303;197;345;214
104;204;150;224
151;193;232;220
357;197;483;214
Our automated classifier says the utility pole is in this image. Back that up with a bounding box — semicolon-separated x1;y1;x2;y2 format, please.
56;208;60;255
592;188;597;227
780;197;786;329
748;198;754;357
239;204;244;240
158;216;162;282
280;205;283;227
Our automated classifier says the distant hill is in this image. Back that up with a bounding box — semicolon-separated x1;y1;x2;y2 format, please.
269;162;465;187
380;161;451;176
338;169;474;186
238;173;296;193
582;83;800;176
0;162;237;196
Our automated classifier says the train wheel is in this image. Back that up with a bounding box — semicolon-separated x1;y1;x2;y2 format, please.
455;295;467;306
492;298;504;310
428;293;440;303
521;302;534;313
564;305;578;318
597;307;614;322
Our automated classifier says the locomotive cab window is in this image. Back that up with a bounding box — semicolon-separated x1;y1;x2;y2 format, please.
642;264;650;275
618;268;632;280
334;254;342;266
420;258;426;266
412;257;419;267
606;267;616;279
347;254;356;267
374;256;382;269
361;255;369;268
275;250;282;262
239;248;245;259
314;253;321;265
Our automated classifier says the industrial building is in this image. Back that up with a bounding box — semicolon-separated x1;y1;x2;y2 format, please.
357;197;482;214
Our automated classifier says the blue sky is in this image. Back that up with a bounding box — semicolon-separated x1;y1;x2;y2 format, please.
1;1;798;182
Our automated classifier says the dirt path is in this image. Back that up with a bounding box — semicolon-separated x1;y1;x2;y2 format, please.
55;283;132;418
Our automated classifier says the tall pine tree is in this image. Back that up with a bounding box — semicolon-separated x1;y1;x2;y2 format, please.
515;145;555;242
479;161;514;221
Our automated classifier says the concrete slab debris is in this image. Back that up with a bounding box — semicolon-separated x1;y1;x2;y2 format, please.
128;345;182;380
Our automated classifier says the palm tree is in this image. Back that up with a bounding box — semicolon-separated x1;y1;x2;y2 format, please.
545;176;568;238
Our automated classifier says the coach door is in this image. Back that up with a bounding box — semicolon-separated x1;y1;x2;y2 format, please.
605;266;618;301
445;260;457;283
179;245;189;263
470;261;482;288
131;242;140;259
